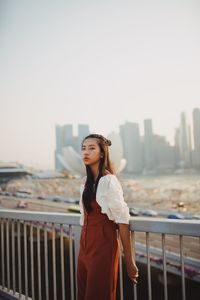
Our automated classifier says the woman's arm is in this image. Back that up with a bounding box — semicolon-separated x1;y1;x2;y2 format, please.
118;223;139;284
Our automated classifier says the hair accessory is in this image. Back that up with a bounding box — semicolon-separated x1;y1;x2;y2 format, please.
105;139;112;146
84;134;112;146
97;134;112;146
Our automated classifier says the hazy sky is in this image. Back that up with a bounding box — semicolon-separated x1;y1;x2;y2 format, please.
1;0;200;169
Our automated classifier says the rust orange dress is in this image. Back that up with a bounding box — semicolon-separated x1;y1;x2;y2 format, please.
77;199;119;300
77;174;130;300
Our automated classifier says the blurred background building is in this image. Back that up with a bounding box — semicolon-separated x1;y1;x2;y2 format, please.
192;108;200;168
55;107;200;175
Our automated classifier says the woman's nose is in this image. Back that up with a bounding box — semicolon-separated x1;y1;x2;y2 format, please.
83;149;89;155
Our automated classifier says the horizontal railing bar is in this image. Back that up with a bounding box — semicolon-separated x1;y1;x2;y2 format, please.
129;217;200;236
0;210;80;225
0;210;200;237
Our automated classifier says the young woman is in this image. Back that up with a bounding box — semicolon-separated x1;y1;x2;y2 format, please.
77;134;138;300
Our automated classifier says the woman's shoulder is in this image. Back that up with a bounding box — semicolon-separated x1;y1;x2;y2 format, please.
97;174;124;200
101;172;115;180
99;173;119;186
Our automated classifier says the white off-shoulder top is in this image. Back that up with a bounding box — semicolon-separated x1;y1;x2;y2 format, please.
79;174;130;225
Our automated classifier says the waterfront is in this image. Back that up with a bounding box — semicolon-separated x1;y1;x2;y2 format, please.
0;174;200;218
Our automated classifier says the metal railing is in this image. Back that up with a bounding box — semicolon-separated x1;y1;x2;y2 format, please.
0;209;200;300
130;218;200;300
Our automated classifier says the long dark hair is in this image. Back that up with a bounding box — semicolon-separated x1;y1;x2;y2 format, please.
82;134;114;213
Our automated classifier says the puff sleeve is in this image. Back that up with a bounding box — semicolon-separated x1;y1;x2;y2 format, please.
96;175;130;224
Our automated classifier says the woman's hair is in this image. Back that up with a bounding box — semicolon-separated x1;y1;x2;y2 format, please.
82;134;114;213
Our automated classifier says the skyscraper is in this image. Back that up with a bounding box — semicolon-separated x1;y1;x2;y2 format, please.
153;135;175;171
144;119;155;171
192;108;200;168
120;122;143;173
62;125;73;147
174;128;181;167
55;124;74;170
55;124;90;170
78;124;90;153
55;125;63;170
179;112;191;167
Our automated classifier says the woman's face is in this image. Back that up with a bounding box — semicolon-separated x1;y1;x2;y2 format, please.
81;138;101;167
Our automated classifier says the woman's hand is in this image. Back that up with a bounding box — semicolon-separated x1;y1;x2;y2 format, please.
118;224;139;284
125;260;139;284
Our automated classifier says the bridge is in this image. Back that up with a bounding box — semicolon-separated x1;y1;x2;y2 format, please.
0;209;199;300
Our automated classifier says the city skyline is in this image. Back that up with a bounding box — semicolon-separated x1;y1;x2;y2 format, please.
1;0;200;169
55;108;200;175
1;107;200;170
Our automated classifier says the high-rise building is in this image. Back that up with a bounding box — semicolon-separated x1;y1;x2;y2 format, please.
62;125;73;147
153;135;175;172
120;122;143;173
55;125;64;170
174;128;181;167
188;125;193;166
179;112;191;167
77;124;90;153
55;124;90;170
192;108;200;168
144;119;155;170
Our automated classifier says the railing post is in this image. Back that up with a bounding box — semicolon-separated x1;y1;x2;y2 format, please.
17;221;22;298
146;232;152;300
180;235;186;300
6;220;10;291
52;223;57;300
44;222;49;300
131;232;137;300
69;225;75;300
24;223;28;299
119;237;124;300
73;225;81;299
1;219;5;289
162;233;168;300
60;224;65;300
37;224;42;300
11;220;16;295
30;222;35;300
